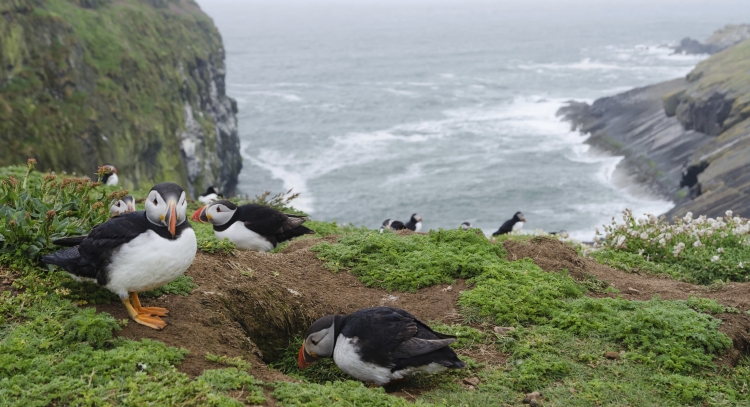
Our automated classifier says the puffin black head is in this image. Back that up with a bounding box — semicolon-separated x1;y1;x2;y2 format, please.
110;195;136;216
299;315;338;369
410;213;423;223
460;222;472;230
146;183;188;238
191;199;237;225
513;212;526;223
203;186;218;196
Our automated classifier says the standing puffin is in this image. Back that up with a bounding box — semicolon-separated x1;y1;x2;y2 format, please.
192;200;314;252
198;186;223;204
405;214;423;232
459;222;472;230
42;183;196;330
299;307;465;386
110;195;136;216
101;165;118;186
492;211;526;236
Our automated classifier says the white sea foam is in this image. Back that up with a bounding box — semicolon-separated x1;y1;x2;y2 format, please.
236;90;302;102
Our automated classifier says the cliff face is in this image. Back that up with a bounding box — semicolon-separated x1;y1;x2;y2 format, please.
674;24;750;55
0;0;241;196
559;39;750;219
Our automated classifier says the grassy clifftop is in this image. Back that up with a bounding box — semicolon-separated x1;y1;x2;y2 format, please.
0;0;241;196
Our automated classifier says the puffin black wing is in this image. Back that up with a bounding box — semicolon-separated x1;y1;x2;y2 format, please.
239;204;314;242
42;212;158;284
492;218;515;236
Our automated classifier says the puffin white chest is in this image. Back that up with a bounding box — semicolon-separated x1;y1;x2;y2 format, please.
105;228;197;298
333;335;396;386
214;222;274;252
413;221;422;232
105;173;119;186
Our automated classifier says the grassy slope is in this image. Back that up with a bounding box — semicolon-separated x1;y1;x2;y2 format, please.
0;0;232;192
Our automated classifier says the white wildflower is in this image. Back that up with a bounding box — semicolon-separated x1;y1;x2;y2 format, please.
616;235;626;248
640;232;649;240
711;255;720;263
693;239;703;248
739;262;744;269
726;210;733;218
638;249;644;256
717;248;724;253
665;233;672;241
684;212;693;222
659;238;666;246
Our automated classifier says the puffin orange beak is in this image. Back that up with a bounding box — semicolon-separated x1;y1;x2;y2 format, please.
128;201;136;213
191;206;207;223
166;201;177;238
298;344;317;370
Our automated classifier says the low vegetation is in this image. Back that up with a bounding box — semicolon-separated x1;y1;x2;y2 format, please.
3;165;750;405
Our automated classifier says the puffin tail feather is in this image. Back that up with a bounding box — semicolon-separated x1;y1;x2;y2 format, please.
41;247;81;271
276;225;315;243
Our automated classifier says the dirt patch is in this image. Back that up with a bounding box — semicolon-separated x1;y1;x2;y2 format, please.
503;237;750;366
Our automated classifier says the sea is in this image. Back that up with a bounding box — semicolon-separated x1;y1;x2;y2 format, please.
197;0;750;240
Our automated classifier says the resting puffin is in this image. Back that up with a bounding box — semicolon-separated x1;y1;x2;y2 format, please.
42;183;196;330
492;211;526;236
198;186;223;204
379;219;393;233
101;165;118;186
299;307;465;385
110;195;136;216
460;222;472;230
404;214;423;232
192;200;314;252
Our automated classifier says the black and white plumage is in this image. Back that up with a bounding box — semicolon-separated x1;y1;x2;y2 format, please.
298;307;465;384
460;222;472;230
42;183;196;330
110;195;136;216
101;165;118;186
192;200;314;252
298;307;465;385
404;214;423;232
492;211;526;236
198;186;223;205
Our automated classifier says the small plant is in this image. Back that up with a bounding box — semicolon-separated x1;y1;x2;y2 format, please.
595;209;750;284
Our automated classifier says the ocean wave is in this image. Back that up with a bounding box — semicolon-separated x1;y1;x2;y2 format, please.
235;91;302;102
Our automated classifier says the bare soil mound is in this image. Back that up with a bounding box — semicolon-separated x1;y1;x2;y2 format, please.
503;237;750;366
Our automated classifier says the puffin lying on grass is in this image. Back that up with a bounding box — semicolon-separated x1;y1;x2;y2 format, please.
492;211;526;236
198;186;223;204
298;307;465;386
42;183;196;330
192;200;314;252
110;195;136;216
380;214;422;232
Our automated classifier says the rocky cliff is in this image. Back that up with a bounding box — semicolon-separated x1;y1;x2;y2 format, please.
673;24;750;55
0;0;241;196
559;39;750;219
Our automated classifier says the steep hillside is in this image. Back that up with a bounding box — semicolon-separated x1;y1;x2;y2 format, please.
559;39;750;218
0;0;241;196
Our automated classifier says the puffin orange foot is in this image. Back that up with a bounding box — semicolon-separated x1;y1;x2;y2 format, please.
133;314;168;330
136;306;169;317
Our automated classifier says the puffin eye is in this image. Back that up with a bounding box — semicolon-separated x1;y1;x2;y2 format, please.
217;207;221;212
311;339;319;346
153;198;158;205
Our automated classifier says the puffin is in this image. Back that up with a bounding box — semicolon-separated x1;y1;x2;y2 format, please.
492;211;526;236
459;222;472;230
42;182;196;330
549;230;570;238
404;214;423;232
192;200;314;252
379;219;407;232
110;195;136;216
101;165;118;186
298;307;465;386
198;186;223;204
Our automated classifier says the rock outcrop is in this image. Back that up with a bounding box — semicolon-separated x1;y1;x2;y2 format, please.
673;24;750;55
559;39;750;218
0;0;241;196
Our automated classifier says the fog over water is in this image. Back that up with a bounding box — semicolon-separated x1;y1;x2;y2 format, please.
198;0;750;239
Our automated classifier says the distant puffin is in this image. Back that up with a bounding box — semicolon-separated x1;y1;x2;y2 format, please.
198;186;223;204
110;195;136;216
550;230;570;238
459;222;471;230
42;183;196;330
192;200;314;252
101;165;118;186
298;307;465;385
492;211;526;236
379;218;407;232
379;219;393;233
404;214;423;232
